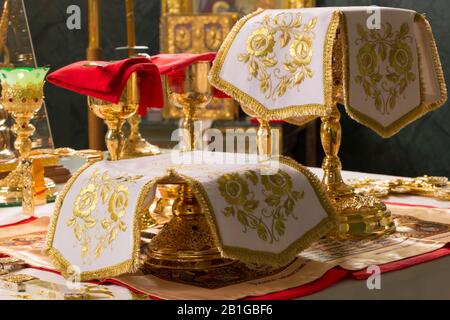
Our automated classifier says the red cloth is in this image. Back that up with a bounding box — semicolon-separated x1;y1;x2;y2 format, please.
46;57;164;116
149;52;217;75
150;53;229;99
0;216;36;229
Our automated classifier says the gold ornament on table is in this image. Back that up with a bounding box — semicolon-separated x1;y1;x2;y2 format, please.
319;28;395;239
87;73;139;161
121;112;161;158
0;67;57;207
142;181;182;229
349;176;450;201
166;61;212;151
143;172;234;272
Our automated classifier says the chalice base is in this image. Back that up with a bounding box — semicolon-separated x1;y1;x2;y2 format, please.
122;136;161;159
143;214;234;272
0;165;58;207
328;192;396;239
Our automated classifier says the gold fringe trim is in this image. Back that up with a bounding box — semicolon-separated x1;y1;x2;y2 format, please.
341;12;448;138
169;157;337;267
44;160;160;281
209;9;341;122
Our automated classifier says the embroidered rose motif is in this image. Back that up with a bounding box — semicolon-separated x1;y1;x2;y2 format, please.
357;43;378;76
218;173;250;206
290;34;313;66
108;185;129;222
261;171;292;195
73;184;97;218
246;28;275;57
389;42;413;75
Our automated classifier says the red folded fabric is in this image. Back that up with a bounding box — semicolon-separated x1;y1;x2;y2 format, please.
47;57;164;116
150;53;230;99
149;52;217;75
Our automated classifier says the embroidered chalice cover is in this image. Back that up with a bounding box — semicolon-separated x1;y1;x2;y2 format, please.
210;8;339;126
210;7;447;137
45;152;336;280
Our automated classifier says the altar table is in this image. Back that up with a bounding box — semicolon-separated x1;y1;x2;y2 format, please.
0;158;449;300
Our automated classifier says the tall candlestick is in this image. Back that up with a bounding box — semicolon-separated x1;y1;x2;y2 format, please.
87;0;104;151
125;0;136;57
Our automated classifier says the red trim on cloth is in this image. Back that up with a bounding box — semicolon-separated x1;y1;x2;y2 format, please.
2;203;450;299
350;244;450;280
245;268;349;300
384;201;444;209
0;216;37;229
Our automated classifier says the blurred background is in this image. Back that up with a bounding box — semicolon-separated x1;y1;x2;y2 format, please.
21;0;450;177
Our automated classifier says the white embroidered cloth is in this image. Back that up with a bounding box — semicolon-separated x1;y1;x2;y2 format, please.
209;6;447;137
45;152;336;280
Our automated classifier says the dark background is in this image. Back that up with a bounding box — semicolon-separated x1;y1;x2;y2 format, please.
25;0;449;177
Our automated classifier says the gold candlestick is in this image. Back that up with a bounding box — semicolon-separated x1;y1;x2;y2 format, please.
86;0;105;151
320;105;395;239
121;0;161;159
87;73;139;161
166;61;212;152
0;67;57;207
319;27;396;239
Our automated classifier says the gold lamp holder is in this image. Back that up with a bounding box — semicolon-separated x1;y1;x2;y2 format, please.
0;69;57;207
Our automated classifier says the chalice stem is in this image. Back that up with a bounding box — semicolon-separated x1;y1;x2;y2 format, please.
257;119;272;161
127;112;140;141
105;119;126;161
181;103;197;152
12;114;35;160
320;105;352;195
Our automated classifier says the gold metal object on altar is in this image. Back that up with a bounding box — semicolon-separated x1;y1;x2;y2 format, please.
88;73;139;161
160;12;238;121
320;29;395;239
349;176;450;201
122;113;161;158
0;103;15;163
143;183;182;229
143;174;233;271
166;61;212;152
121;0;161;159
0;68;57;207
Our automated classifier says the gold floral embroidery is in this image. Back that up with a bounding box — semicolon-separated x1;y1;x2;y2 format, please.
238;12;317;100
218;169;304;243
354;22;416;114
66;169;142;263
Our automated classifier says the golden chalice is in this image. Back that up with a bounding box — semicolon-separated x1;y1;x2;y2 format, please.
142;61;214;229
88;73;139;161
143;62;234;272
166;61;212;152
0;67;57;206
